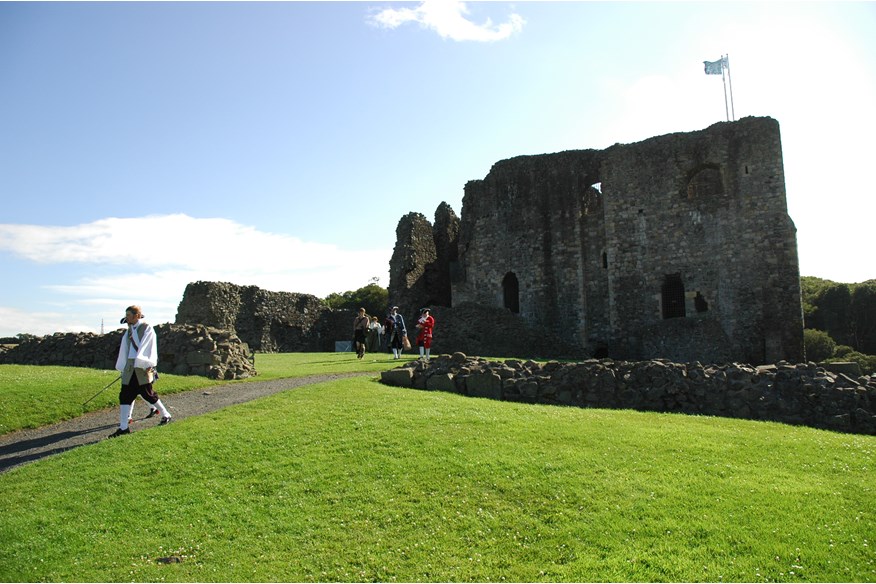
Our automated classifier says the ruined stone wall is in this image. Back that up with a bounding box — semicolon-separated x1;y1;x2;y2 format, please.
175;281;352;352
431;202;460;309
388;205;459;317
450;116;804;364
454;150;603;355
381;354;876;436
416;304;579;359
0;325;257;380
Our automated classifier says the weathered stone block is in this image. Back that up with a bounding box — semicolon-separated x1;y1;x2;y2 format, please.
186;350;214;365
380;368;414;387
426;373;456;393
467;371;502;400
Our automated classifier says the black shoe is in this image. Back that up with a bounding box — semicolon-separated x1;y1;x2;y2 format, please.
145;408;159;419
159;416;172;425
109;428;130;438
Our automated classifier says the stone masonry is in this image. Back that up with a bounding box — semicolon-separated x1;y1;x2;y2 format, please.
388;203;459;312
391;116;804;365
175;281;353;353
0;324;257;380
381;354;876;436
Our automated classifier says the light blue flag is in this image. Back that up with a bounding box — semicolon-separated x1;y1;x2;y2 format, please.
703;58;724;75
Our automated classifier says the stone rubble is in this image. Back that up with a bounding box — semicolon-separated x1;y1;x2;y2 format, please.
0;324;256;380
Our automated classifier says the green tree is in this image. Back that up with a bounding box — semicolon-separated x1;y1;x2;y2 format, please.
849;280;876;355
801;278;852;346
800;276;834;324
803;328;836;363
323;281;389;319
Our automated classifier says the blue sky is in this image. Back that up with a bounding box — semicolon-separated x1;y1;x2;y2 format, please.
1;1;875;337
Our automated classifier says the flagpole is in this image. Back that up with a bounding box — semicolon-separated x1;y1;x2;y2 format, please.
721;58;729;122
725;54;735;121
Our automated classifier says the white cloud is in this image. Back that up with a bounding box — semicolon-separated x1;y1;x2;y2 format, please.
0;214;360;271
369;1;524;42
0;215;391;337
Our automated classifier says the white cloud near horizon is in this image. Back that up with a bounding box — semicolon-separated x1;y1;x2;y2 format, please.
369;0;524;42
0;215;390;337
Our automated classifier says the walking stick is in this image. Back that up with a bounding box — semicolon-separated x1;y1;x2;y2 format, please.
82;375;121;407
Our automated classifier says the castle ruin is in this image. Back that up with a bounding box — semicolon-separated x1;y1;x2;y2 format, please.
390;116;804;364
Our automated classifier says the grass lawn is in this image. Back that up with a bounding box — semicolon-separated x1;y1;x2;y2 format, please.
0;351;416;435
0;355;874;582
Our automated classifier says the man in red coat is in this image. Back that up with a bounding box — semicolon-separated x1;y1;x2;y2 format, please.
415;307;435;362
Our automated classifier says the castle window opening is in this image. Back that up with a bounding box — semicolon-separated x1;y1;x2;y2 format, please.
694;291;709;313
661;274;686;319
602;251;608;269
503;272;520;314
686;166;723;200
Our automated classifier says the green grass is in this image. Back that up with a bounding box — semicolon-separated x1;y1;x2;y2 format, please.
0;352;416;434
0;363;874;582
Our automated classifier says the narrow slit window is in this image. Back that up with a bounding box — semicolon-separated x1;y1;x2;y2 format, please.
662;274;686;319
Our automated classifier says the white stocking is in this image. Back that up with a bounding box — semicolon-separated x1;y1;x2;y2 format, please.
153;399;170;418
119;404;132;430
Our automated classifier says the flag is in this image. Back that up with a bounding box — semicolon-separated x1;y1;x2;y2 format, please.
703;58;725;75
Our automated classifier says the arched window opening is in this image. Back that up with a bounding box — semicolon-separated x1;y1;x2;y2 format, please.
662;274;686;319
686;166;723;200
503;272;520;314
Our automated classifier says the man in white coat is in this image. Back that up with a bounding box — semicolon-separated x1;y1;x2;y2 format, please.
108;305;172;437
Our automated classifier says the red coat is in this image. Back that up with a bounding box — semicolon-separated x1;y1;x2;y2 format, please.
416;314;434;344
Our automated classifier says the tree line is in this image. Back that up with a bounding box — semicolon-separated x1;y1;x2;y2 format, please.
802;276;876;373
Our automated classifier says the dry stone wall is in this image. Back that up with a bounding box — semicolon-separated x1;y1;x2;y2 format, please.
381;354;876;435
0;324;256;380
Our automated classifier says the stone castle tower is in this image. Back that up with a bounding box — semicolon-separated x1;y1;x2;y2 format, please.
390;116;804;364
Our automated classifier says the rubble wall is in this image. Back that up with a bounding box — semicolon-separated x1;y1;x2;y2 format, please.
382;354;876;435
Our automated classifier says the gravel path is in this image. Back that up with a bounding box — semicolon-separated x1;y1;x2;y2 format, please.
0;372;372;473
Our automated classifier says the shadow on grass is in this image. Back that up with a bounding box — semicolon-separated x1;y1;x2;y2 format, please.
0;423;117;472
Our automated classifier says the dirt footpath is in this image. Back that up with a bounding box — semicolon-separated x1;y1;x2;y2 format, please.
0;372;371;473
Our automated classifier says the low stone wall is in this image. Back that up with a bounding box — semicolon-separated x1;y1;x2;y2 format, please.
381;354;876;435
0;324;256;380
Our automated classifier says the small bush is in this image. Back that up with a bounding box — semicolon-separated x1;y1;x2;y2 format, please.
834;344;854;358
804;328;836;363
825;351;876;375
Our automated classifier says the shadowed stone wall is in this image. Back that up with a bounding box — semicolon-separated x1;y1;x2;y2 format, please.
388;204;459;317
381;354;876;435
391;117;804;364
175;281;353;353
0;324;257;380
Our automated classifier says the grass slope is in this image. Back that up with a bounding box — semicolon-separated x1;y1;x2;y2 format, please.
1;373;874;582
0;352;414;434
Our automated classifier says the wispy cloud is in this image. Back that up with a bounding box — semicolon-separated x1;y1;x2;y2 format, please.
369;1;524;42
0;215;390;336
